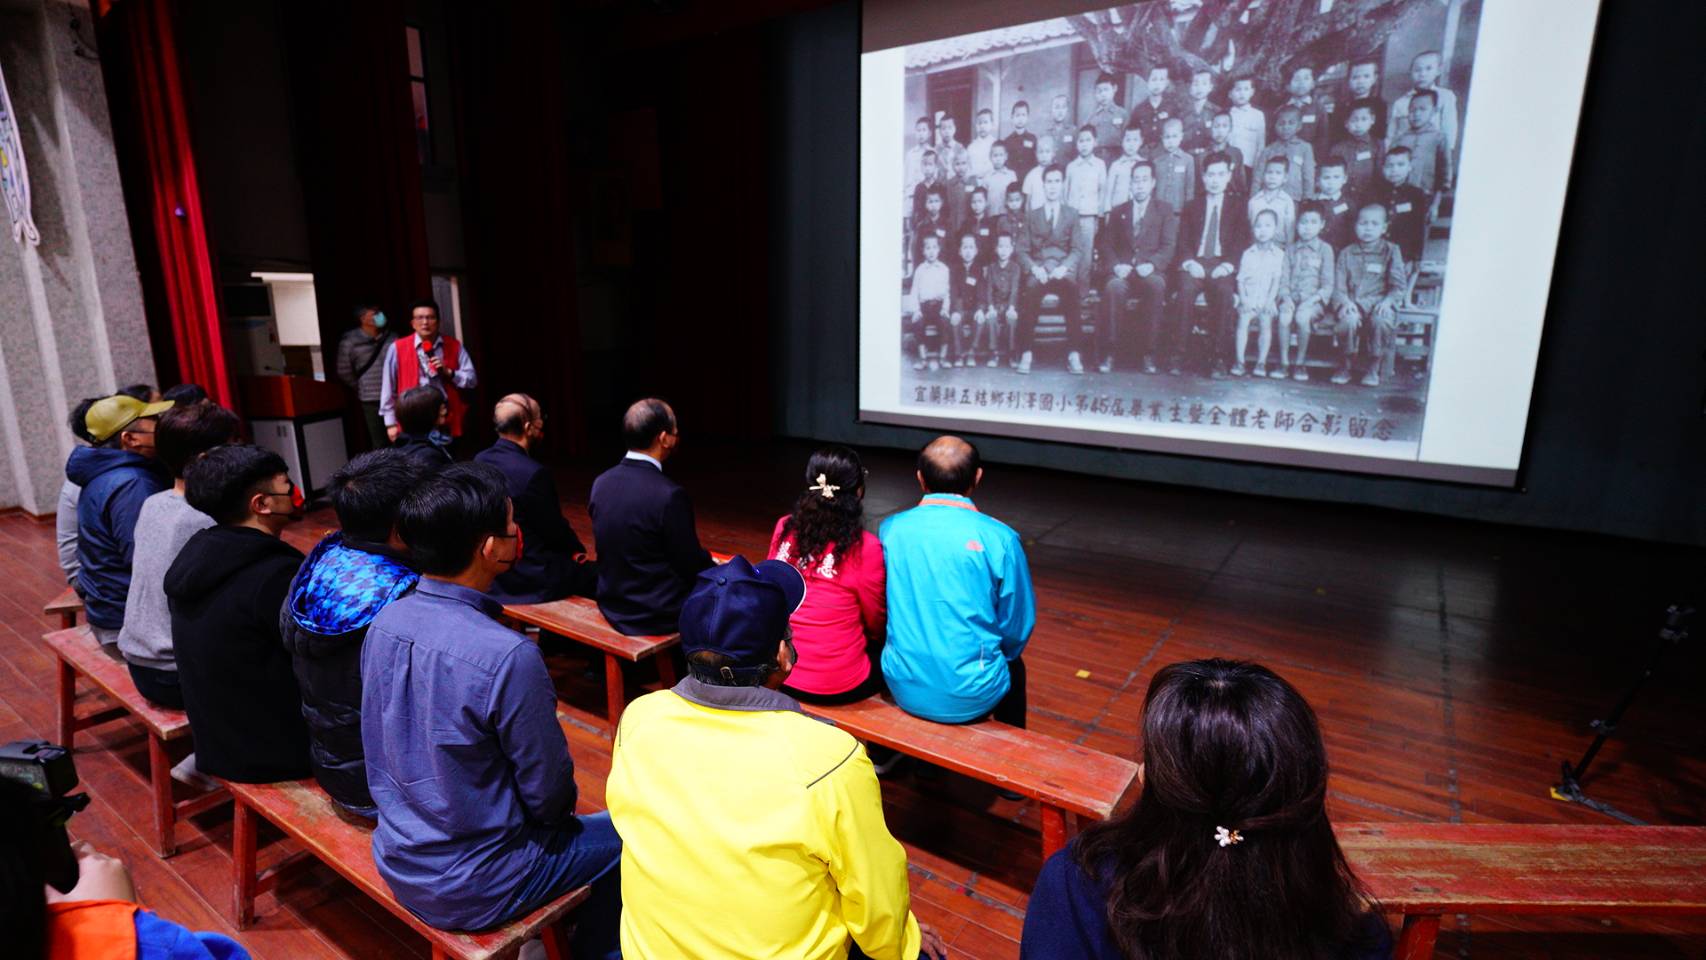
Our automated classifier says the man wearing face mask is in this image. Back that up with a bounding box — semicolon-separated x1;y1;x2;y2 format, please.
475;393;599;604
336;302;395;450
66;394;174;654
361;463;622;956
165;444;312;784
379;297;478;444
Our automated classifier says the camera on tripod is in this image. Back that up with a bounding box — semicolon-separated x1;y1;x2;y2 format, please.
0;739;92;892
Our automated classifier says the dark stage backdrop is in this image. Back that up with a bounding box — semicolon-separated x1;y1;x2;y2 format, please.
769;1;1706;545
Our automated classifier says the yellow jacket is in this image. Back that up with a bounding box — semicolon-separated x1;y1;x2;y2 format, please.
607;678;923;959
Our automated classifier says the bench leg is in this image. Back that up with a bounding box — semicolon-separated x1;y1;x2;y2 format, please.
233;798;257;928
148;735;178;857
604;654;624;731
1396;914;1440;960
60;611;77;630
1040;805;1068;860
56;659;76;748
655;650;677;688
542;922;573;960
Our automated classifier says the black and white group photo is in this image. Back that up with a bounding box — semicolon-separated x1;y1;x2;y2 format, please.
895;0;1483;450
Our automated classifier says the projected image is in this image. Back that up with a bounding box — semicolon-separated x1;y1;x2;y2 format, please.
895;1;1483;454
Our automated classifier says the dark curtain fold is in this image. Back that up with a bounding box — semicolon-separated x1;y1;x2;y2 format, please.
281;0;431;377
97;0;233;409
447;0;587;456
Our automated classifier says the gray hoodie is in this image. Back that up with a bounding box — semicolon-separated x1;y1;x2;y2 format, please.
117;490;214;670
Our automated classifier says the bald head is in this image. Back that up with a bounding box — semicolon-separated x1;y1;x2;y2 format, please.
622;398;677;454
917;435;981;495
493;393;541;439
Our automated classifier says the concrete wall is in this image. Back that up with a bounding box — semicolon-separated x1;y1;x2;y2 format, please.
0;0;154;515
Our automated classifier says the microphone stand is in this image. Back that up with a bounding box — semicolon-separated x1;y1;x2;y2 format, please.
1549;604;1693;825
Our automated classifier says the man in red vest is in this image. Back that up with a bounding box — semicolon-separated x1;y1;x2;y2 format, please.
380;298;477;441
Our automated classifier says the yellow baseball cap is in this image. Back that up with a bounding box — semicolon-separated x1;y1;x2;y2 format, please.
85;395;174;443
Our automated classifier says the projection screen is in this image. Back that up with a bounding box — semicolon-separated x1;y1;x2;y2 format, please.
859;0;1601;484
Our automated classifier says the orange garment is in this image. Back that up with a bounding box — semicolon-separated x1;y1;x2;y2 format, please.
47;899;140;960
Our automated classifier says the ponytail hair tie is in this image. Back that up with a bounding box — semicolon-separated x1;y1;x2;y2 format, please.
1214;826;1244;848
808;473;841;500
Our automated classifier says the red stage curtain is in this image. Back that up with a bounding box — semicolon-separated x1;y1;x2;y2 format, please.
100;0;233;409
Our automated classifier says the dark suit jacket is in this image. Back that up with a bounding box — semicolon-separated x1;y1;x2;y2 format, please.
1099;196;1179;275
587;457;714;636
1018;202;1081;275
1176;191;1252;270
475;438;597;605
392;433;452;470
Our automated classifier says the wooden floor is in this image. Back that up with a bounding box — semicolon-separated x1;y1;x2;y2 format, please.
4;439;1703;959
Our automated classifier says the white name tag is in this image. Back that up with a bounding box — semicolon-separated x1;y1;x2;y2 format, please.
1158;112;1169;119
967;276;978;285
1356;150;1372;160
1364;262;1383;273
1394;202;1413;213
1175;165;1186;173
979;227;990;235
1333;203;1349;214
1303;114;1317;123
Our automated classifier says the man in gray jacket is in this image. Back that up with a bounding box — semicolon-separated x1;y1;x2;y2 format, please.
336;304;395;450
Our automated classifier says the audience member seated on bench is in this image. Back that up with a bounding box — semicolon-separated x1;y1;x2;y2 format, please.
881;437;1035;730
477;393;599;604
768;445;888;705
117;403;240;710
1;781;251;960
280;449;425;819
589;398;714;636
166;445;312;784
1021;659;1393;960
56;396;103;589
390;385;454;469
363;463;621;955
607;556;947;960
68;394;175;653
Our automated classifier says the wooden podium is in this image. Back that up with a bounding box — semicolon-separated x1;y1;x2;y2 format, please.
241;375;349;497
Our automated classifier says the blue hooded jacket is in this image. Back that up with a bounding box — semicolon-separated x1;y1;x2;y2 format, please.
66;446;168;630
279;533;418;812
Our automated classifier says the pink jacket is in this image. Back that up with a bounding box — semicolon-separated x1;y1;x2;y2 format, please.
767;516;886;696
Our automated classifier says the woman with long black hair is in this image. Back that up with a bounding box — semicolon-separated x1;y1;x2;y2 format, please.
1021;658;1392;959
767;445;887;703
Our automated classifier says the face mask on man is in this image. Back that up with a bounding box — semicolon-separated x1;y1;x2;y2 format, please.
372;311;388;329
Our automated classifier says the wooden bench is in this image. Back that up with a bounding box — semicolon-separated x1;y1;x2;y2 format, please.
1342;823;1706;959
44;585;83;629
227;777;587;960
501;552;735;733
503;596;679;733
44;625;229;857
802;696;1139;861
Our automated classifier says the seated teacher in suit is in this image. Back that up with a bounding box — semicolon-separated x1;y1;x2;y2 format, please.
476;393;598;604
1098;159;1180;375
1015;164;1085;376
588;398;714;636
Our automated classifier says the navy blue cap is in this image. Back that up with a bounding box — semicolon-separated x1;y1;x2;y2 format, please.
680;555;806;671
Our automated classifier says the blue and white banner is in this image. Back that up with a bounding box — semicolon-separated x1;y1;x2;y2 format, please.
0;56;41;247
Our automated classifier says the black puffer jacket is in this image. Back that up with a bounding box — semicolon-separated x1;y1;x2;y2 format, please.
278;533;418;812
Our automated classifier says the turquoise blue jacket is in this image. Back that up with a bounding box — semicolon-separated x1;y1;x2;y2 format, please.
879;494;1036;723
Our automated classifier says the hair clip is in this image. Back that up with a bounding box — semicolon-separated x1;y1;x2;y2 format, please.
809;473;841;499
1214;826;1244;848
